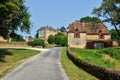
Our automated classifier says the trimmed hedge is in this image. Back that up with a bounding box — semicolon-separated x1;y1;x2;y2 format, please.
27;38;45;47
67;47;120;80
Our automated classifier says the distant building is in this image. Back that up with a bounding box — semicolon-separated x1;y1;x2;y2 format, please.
37;25;59;39
67;21;112;49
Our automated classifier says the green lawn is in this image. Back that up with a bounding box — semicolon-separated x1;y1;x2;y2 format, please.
61;47;97;80
0;48;40;78
70;47;120;70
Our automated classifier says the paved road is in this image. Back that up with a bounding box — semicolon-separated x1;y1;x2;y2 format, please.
2;47;69;80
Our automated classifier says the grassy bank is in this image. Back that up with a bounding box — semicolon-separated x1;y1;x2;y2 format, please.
61;47;97;80
71;47;120;70
0;48;40;78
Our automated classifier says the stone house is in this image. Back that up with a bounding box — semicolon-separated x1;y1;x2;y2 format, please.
37;25;59;39
67;21;112;49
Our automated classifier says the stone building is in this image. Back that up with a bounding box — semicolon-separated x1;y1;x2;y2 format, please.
67;21;111;49
37;26;59;39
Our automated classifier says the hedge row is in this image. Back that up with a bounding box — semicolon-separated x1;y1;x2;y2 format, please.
67;47;120;80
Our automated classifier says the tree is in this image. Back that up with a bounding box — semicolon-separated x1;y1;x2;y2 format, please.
10;32;24;41
79;16;102;23
54;33;67;46
110;29;120;41
48;35;55;44
60;26;66;32
92;0;120;39
0;0;31;39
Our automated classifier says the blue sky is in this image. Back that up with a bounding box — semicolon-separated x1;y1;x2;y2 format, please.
19;0;111;38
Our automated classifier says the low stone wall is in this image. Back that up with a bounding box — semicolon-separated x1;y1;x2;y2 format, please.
0;42;31;48
67;48;120;80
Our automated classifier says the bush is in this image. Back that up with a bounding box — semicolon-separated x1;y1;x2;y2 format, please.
27;38;45;47
48;35;55;44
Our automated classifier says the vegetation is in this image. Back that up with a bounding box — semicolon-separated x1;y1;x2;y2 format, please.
27;38;45;47
79;16;102;23
70;47;120;70
61;47;97;80
92;0;120;39
60;26;66;32
10;32;25;41
110;29;120;41
48;33;67;46
48;35;55;44
0;49;40;78
0;0;31;39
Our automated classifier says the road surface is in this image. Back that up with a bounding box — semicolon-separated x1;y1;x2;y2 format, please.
2;47;69;80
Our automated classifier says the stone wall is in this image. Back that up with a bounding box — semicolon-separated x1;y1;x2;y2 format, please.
0;42;30;48
68;33;86;48
67;48;120;80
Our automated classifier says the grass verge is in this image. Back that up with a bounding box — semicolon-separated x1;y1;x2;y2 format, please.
61;47;97;80
0;48;40;78
71;47;120;70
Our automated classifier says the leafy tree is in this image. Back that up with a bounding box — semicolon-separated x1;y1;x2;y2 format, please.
79;16;102;23
60;35;67;46
92;0;120;39
10;32;24;41
48;35;55;44
60;26;66;32
110;29;120;41
54;33;67;46
0;0;31;39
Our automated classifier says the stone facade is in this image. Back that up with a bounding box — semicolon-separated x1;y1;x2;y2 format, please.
38;26;59;39
67;21;111;49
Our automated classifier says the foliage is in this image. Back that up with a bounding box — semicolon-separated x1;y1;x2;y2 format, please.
48;35;55;44
0;49;40;78
71;48;120;70
60;26;66;32
10;32;24;41
0;0;31;39
79;16;102;23
97;47;120;60
27;38;45;47
92;0;120;38
54;33;67;46
61;47;97;80
110;29;120;40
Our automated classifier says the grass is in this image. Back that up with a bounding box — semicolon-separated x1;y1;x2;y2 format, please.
0;48;40;78
61;47;97;80
70;47;120;70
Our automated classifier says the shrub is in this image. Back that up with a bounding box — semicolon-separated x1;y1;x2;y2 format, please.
27;38;45;47
48;35;55;44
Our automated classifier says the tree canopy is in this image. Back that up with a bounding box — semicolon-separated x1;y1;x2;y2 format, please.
60;26;66;32
0;0;31;39
47;33;67;46
92;0;120;39
79;16;102;23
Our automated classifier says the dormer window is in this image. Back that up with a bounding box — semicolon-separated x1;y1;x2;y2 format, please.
98;30;104;39
74;28;80;38
74;32;80;38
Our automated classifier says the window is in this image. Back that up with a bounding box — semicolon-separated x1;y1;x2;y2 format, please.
99;34;104;39
98;30;104;39
74;33;80;38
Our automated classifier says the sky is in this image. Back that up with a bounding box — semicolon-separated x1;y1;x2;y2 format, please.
19;0;110;38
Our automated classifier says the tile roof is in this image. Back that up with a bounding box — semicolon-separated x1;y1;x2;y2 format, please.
67;21;110;35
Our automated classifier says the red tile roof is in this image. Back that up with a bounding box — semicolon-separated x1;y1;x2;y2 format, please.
67;21;110;35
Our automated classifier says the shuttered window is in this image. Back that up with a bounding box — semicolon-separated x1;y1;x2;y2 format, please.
74;33;80;38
